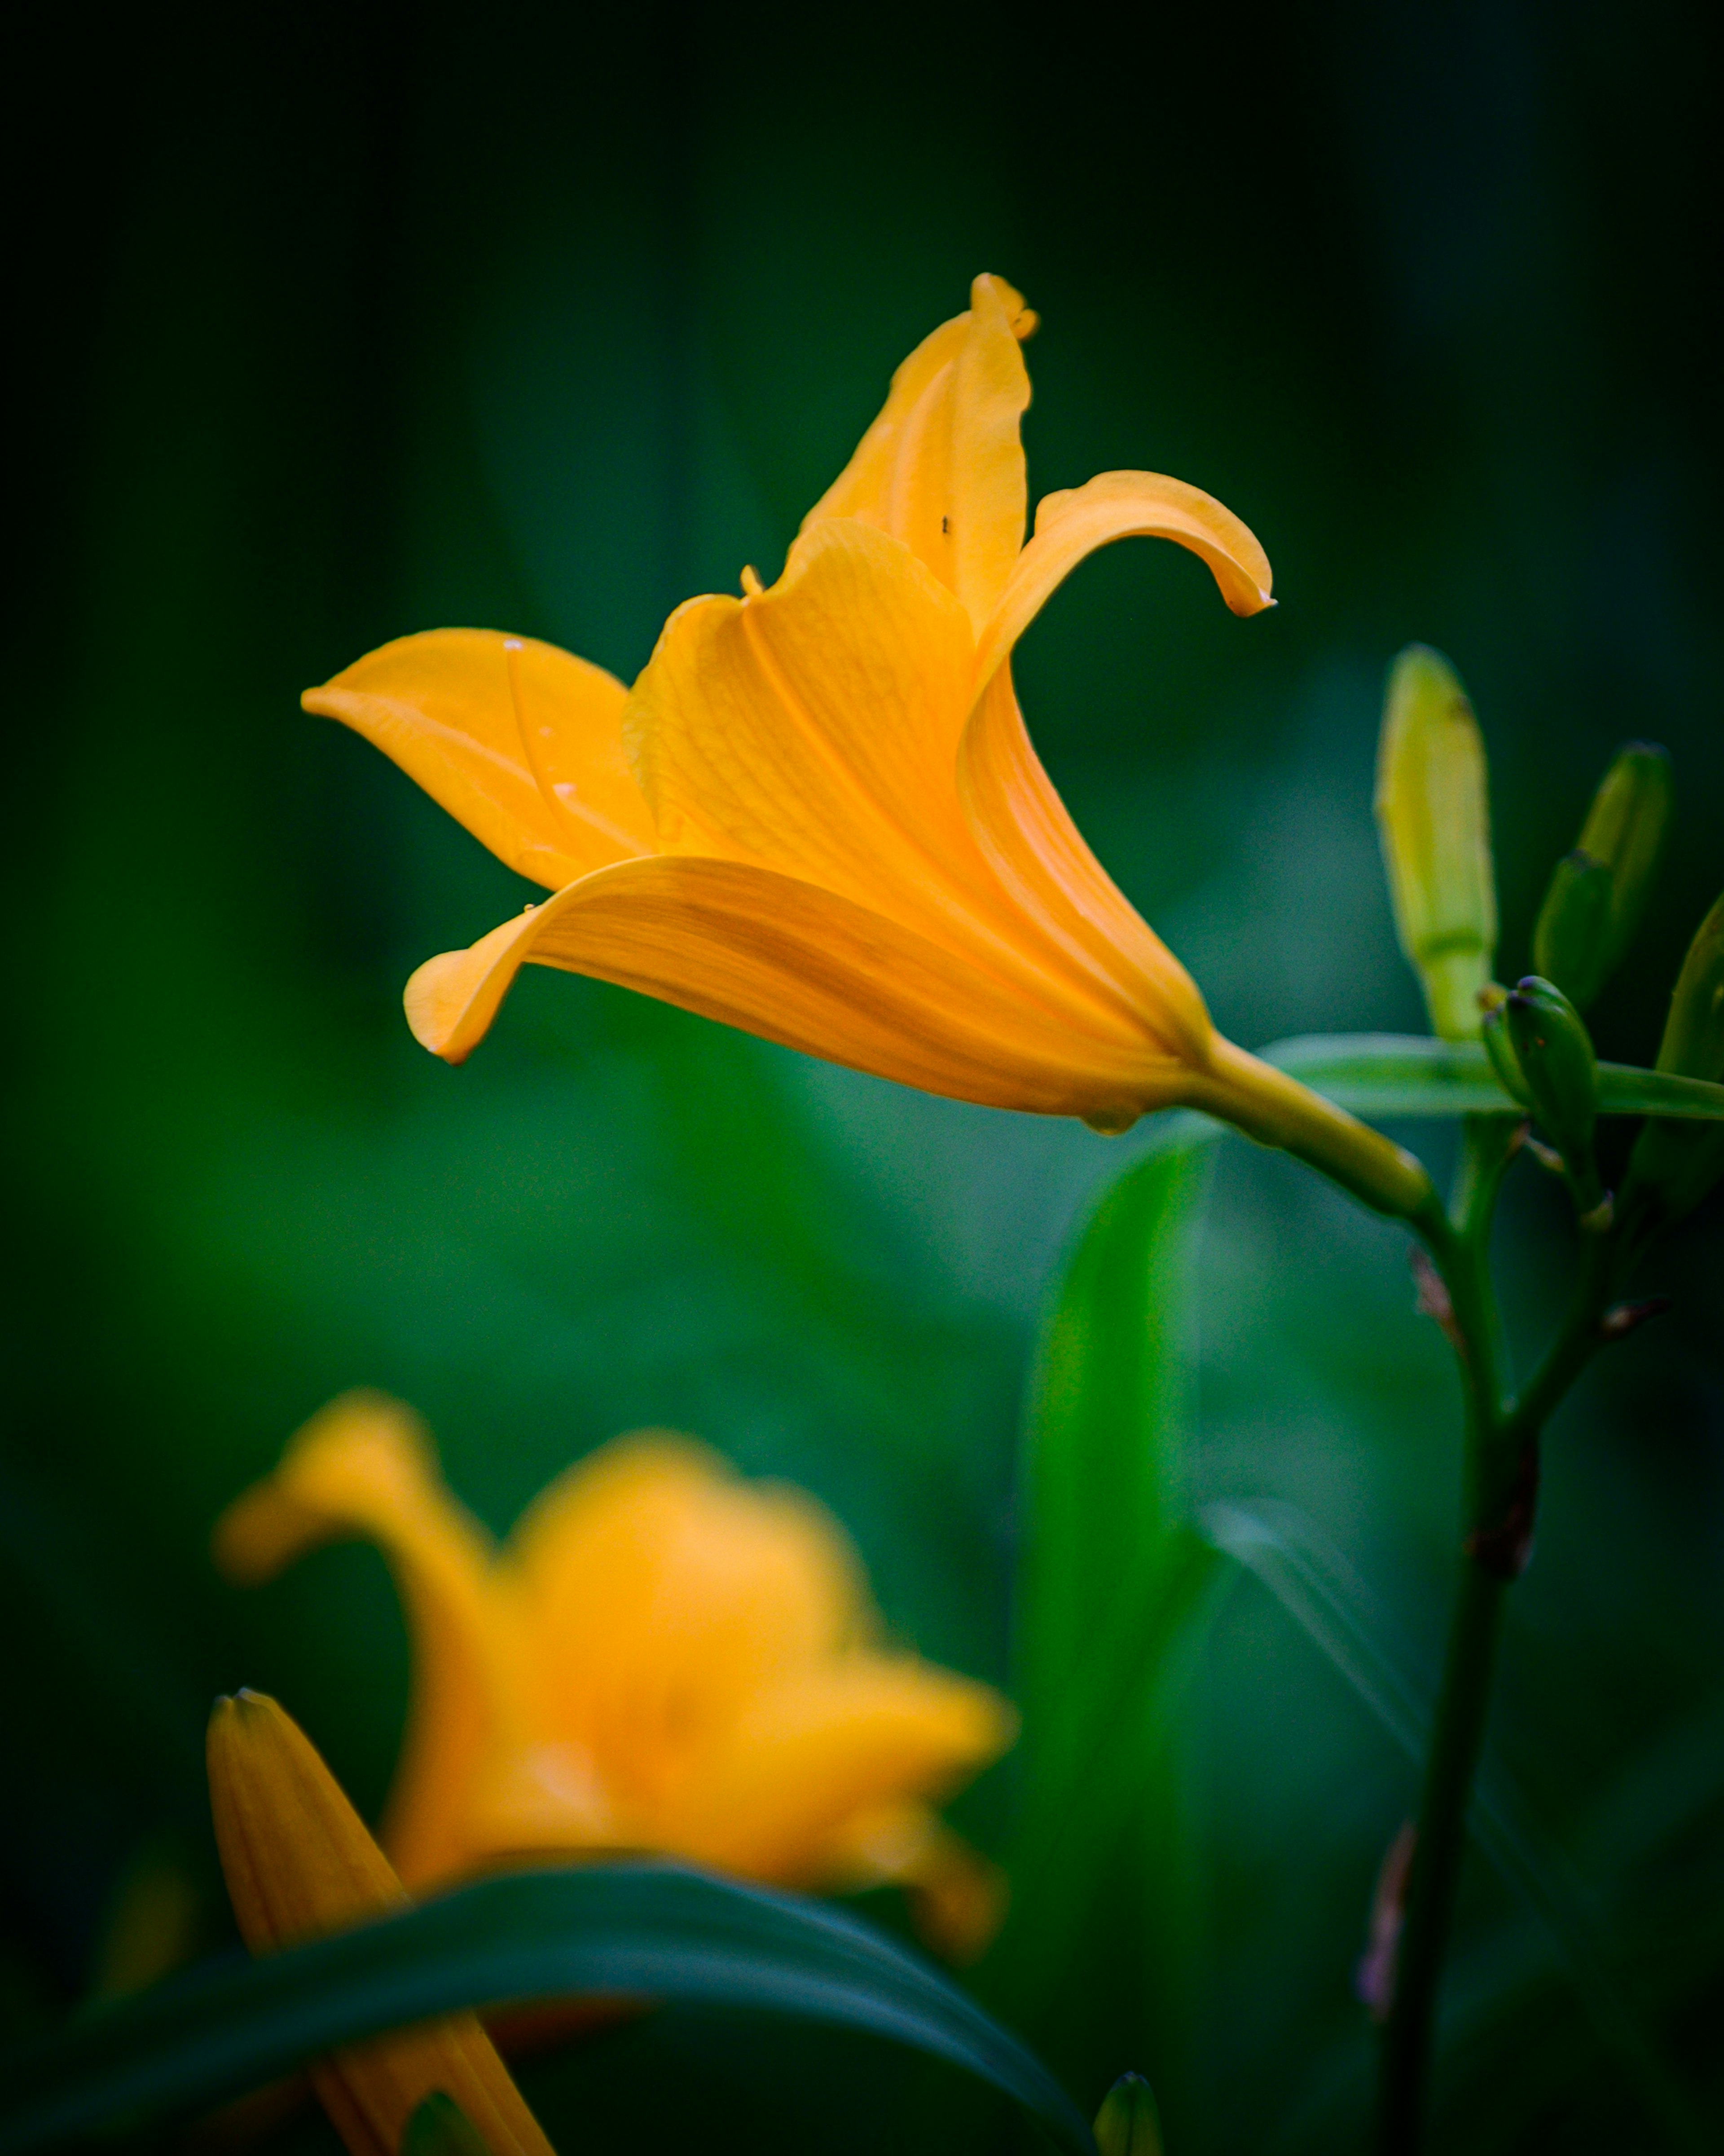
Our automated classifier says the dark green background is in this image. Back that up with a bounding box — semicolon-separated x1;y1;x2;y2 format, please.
8;2;1720;2150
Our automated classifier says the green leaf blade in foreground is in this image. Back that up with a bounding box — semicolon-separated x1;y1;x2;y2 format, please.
992;1121;1223;2114
0;1863;1093;2156
1261;1033;1724;1121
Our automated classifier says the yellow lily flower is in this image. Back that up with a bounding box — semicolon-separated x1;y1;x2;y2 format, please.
207;1689;555;2156
215;1393;1015;1959
306;275;1428;1217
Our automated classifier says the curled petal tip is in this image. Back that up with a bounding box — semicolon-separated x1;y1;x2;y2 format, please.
976;470;1274;684
403;908;550;1063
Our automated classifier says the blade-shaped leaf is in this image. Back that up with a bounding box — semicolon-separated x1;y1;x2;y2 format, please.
1203;1501;1707;2152
1020;1124;1218;1717
1260;1033;1724;1121
990;1123;1223;2115
0;1862;1093;2156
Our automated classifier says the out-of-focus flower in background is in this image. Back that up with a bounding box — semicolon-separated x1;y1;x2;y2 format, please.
215;1394;1015;1959
207;1689;555;2156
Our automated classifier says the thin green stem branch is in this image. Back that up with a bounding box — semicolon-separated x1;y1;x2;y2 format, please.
1375;1115;1634;2153
1501;1228;1614;1445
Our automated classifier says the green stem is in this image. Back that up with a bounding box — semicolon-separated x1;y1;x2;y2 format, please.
1375;1122;1513;2156
1368;1088;1651;2150
1375;1556;1506;2153
1376;1113;1635;2151
1502;1227;1614;1444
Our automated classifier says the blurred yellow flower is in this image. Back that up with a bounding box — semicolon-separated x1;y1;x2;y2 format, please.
308;281;1277;1125
215;1393;1015;1959
207;1688;555;2156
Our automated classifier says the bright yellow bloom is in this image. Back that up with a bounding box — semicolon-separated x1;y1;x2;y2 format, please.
215;1393;1015;1959
304;276;1426;1215
207;1689;555;2156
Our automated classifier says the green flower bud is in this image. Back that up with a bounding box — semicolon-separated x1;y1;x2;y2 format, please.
1505;976;1602;1211
1095;2073;1164;2156
1578;741;1673;960
1532;743;1673;1008
1623;894;1724;1230
1531;849;1613;1009
1653;891;1724;1081
1375;645;1497;1040
401;2094;492;2156
1479;992;1531;1109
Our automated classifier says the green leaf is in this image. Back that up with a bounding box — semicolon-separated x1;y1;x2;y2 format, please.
0;1863;1092;2156
1261;1033;1724;1121
990;1124;1224;2113
1203;1502;1709;2152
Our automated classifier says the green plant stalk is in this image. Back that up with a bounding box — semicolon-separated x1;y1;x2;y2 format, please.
1375;1107;1644;2152
1375;1116;1546;2155
1375;1557;1505;2150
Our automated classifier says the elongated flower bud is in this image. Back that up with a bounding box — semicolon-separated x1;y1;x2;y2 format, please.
1533;743;1672;1007
1531;851;1614;1010
1623;895;1724;1230
207;1693;554;2156
402;2095;495;2156
1652;893;1724;1081
1478;983;1530;1108
1504;977;1601;1210
1375;646;1497;1040
1094;2073;1164;2156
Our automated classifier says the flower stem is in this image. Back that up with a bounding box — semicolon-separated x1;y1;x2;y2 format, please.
1375;1120;1517;2155
1375;1107;1636;2151
1374;1555;1505;2153
1194;1039;1435;1220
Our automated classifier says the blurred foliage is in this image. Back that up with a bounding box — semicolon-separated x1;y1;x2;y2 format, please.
6;1;1721;2151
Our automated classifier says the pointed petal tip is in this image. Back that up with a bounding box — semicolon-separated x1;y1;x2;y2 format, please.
217;1687;276;1726
970;273;1036;340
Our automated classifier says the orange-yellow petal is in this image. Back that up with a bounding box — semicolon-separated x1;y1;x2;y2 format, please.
892;1824;1009;1964
213;1394;511;1887
972;468;1275;696
624;514;1158;1037
404;855;1186;1124
628;521;977;919
499;1435;870;1811
824;1808;1008;1962
801;274;1036;633
207;1692;554;2156
657;1661;1016;1887
957;669;1214;1067
303;629;651;889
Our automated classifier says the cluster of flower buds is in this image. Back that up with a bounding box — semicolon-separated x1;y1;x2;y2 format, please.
1377;644;1723;1236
